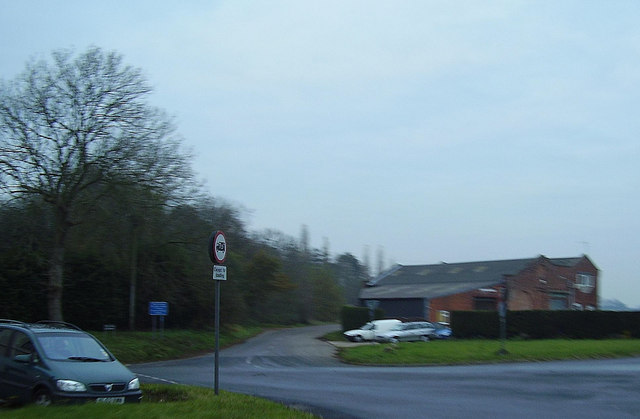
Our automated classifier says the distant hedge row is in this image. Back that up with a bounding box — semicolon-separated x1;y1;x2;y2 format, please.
341;306;385;331
451;310;640;339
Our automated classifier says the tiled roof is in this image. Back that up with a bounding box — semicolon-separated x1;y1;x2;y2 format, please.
547;257;583;267
360;256;584;300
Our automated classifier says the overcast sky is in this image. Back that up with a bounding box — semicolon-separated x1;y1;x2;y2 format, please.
1;1;639;306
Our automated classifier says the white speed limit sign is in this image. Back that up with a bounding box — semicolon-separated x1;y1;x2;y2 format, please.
208;230;227;264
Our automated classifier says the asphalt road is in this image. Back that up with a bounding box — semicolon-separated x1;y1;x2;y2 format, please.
131;324;640;419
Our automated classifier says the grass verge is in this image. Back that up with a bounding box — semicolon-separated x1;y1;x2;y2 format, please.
337;338;640;365
92;325;263;364
0;384;316;418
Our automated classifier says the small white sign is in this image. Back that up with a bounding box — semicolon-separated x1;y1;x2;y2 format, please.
213;265;227;281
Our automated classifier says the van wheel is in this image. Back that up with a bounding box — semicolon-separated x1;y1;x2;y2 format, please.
33;388;52;406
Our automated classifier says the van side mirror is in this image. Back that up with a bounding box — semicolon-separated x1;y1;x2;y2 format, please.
14;354;32;363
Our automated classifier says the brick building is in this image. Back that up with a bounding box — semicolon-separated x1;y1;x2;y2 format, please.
359;255;598;323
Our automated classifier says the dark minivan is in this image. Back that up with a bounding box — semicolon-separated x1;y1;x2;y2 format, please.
0;320;142;406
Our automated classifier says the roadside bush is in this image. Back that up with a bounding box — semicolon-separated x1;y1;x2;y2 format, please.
340;305;384;332
451;310;640;339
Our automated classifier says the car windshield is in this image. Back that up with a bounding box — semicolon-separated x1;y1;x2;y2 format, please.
361;323;374;330
37;333;112;362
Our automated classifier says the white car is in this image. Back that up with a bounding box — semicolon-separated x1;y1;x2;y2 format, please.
376;321;436;343
343;319;401;342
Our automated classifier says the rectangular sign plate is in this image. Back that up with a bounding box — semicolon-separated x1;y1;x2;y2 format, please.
213;265;227;281
148;301;169;316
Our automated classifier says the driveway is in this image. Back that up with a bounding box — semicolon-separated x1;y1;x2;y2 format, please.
219;324;342;368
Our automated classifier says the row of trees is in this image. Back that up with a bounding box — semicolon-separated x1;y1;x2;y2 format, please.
0;193;368;329
0;47;370;330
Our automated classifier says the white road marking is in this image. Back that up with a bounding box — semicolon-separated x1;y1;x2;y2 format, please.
136;373;179;385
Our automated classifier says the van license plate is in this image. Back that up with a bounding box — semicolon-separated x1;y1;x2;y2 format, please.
96;397;125;404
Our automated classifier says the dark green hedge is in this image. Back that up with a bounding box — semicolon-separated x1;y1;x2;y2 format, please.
451;310;640;339
340;305;385;332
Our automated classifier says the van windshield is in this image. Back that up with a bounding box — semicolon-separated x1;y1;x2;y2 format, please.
37;333;113;362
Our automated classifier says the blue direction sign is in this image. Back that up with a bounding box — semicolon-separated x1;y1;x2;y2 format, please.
148;301;169;316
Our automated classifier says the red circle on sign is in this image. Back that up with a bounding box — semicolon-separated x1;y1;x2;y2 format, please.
212;231;227;264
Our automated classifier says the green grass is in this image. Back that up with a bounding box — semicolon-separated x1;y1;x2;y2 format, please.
0;384;315;418
92;326;640;367
321;330;345;342
92;325;263;364
338;338;640;365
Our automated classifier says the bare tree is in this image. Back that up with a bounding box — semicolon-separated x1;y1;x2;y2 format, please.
299;224;310;256
376;245;385;276
0;47;194;321
362;245;371;281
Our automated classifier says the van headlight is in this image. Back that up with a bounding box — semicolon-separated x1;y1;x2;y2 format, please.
57;379;87;392
127;377;140;390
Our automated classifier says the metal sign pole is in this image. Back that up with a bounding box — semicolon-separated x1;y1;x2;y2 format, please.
214;279;221;395
209;230;227;396
497;285;509;355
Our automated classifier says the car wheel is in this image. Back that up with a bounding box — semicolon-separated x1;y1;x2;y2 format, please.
354;335;363;342
33;388;52;406
390;337;399;344
420;335;430;342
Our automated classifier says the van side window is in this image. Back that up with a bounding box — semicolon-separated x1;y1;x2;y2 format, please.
9;332;34;359
0;329;12;357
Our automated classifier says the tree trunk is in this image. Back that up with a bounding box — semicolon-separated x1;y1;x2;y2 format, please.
48;208;68;321
47;245;64;321
128;225;139;330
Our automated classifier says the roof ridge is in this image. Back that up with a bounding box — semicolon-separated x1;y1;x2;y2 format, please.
402;257;537;268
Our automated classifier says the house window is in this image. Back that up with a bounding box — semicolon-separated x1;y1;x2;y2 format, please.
473;297;497;311
438;311;450;324
575;273;595;293
549;292;568;310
